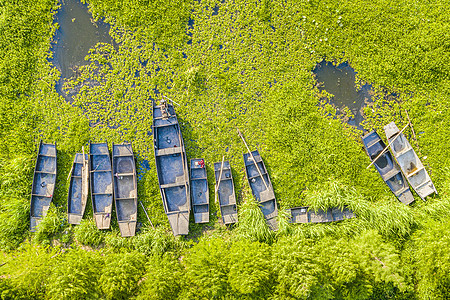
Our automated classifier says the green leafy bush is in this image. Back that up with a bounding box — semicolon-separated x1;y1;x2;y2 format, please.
47;248;102;300
0;243;58;298
182;238;230;298
100;251;146;299
137;253;183;300
33;204;64;246
0;197;29;251
228;240;274;297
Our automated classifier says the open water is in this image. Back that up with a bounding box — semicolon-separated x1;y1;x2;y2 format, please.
313;61;373;129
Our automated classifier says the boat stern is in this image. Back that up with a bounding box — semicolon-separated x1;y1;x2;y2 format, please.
167;211;190;236
68;213;82;225
118;221;137;237
94;213;111;229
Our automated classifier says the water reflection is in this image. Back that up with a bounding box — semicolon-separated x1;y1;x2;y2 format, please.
51;0;112;100
313;61;373;129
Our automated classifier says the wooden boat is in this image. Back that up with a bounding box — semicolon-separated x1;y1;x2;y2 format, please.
384;122;437;199
362;130;415;205
288;206;354;223
243;150;278;230
67;153;89;224
214;161;238;224
89;142;113;229
30;141;57;232
153;99;190;236
112;143;138;237
190;158;209;223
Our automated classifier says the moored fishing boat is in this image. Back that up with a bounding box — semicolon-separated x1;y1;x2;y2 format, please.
89;142;113;229
153;99;190;236
214;161;238;224
67;152;89;224
288;206;354;223
190;158;209;223
384;122;437;200
362;130;415;205
112;143;138;237
243;150;278;230
30;141;57;232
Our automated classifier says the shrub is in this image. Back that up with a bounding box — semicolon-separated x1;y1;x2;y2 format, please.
181;238;230;298
0;197;29;251
137;253;183;300
33;204;64;246
47;248;103;299
228;240;274;298
100;251;147;299
0;243;58;298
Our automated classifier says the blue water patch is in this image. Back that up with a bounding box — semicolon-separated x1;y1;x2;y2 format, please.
137;156;151;181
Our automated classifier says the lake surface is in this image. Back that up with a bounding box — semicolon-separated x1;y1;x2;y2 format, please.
313;61;372;129
51;0;112;100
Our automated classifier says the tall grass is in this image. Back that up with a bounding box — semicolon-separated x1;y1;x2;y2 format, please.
293;181;416;240
235;193;275;244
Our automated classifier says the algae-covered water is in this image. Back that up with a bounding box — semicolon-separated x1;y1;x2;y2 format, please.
51;0;112;100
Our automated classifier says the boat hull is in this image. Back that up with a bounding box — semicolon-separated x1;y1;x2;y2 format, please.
113;143;138;237
153;100;190;236
384;122;437;200
67;153;89;224
190;159;209;223
30;141;57;232
362;130;415;205
214;161;238;224
89;142;113;229
243;150;278;230
288;206;354;223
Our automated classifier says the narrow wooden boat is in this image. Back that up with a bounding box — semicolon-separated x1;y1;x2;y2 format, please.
214;161;238;224
190;158;209;223
153;99;190;236
288;206;354;223
384;122;437;199
89;142;113;229
362;130;415;205
30;141;57;232
243;150;278;230
67;153;89;224
112;143;138;237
